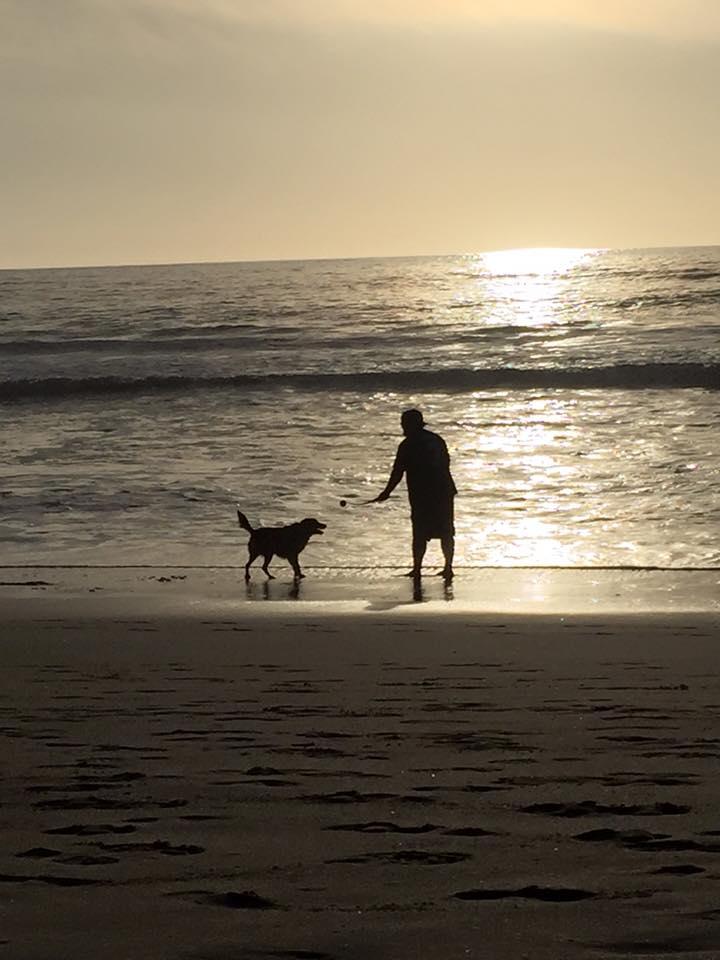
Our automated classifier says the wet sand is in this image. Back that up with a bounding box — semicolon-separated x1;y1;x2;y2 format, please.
1;569;719;959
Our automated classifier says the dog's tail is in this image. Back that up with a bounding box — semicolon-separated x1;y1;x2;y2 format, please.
236;508;254;534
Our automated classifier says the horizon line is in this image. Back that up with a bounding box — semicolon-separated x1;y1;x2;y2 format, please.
3;241;720;273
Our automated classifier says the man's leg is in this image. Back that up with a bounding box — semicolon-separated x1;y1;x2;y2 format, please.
412;531;427;579
440;532;454;581
404;516;426;579
442;500;456;580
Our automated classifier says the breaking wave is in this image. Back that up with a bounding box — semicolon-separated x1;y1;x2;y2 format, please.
2;363;718;401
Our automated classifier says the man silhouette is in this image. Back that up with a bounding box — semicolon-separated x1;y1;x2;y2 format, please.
372;409;457;581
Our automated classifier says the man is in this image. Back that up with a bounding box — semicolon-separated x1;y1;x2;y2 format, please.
372;408;457;581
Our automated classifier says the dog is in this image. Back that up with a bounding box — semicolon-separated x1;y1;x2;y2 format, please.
237;509;326;581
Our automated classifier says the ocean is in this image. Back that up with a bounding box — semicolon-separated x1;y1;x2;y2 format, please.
1;246;718;572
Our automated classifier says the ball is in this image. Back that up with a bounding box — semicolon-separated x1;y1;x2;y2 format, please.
339;499;347;507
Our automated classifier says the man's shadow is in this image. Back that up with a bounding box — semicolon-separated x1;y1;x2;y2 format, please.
365;577;453;611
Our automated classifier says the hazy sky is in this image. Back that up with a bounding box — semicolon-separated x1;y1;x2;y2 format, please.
3;0;720;267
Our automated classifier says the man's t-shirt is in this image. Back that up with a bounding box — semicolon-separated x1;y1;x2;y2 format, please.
394;429;457;507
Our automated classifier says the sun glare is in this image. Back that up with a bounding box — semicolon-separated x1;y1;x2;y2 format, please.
481;247;596;276
456;394;591;567
465;247;599;328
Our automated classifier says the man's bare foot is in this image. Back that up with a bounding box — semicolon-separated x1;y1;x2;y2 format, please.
437;567;454;582
403;569;422;579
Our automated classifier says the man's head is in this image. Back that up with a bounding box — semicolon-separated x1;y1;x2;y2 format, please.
401;408;425;437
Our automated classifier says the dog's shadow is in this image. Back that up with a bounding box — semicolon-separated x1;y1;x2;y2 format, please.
245;580;302;602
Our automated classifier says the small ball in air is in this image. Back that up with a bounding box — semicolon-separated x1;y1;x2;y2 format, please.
339;499;347;507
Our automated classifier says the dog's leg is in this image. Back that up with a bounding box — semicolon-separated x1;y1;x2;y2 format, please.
245;546;259;582
289;554;304;580
262;555;275;579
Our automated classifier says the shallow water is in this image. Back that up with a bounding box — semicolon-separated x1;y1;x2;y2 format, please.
1;247;718;568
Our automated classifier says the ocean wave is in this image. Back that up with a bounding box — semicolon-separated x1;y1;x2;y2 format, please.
0;336;261;354
2;363;718;401
454;264;720;283
586;264;720;282
612;289;720;309
0;324;565;356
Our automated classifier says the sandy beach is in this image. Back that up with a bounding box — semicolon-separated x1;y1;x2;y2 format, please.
1;568;719;959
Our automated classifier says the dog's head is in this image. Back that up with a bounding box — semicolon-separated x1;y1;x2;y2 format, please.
299;518;327;537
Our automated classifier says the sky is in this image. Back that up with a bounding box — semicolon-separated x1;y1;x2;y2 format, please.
2;0;720;268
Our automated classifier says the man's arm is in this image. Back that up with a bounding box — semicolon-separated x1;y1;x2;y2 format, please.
371;445;405;502
439;436;458;496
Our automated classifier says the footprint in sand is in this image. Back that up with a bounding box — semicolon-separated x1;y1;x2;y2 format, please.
454;885;595;902
301;790;396;804
174;890;280;910
0;873;104;887
522;800;690;817
45;823;137;836
574;828;720;853
54;855;120;865
96;840;204;855
324;821;440;834
327;850;471;865
443;827;496;837
264;952;334;960
15;848;60;859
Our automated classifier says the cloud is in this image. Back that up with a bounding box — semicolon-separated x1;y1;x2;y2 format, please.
12;0;718;36
4;0;718;72
162;0;720;39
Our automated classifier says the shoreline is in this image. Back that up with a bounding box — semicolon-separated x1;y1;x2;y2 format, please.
0;565;717;620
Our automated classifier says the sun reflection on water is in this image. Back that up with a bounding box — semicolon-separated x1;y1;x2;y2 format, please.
452;249;601;564
468;247;598;329
456;392;595;566
481;247;596;276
